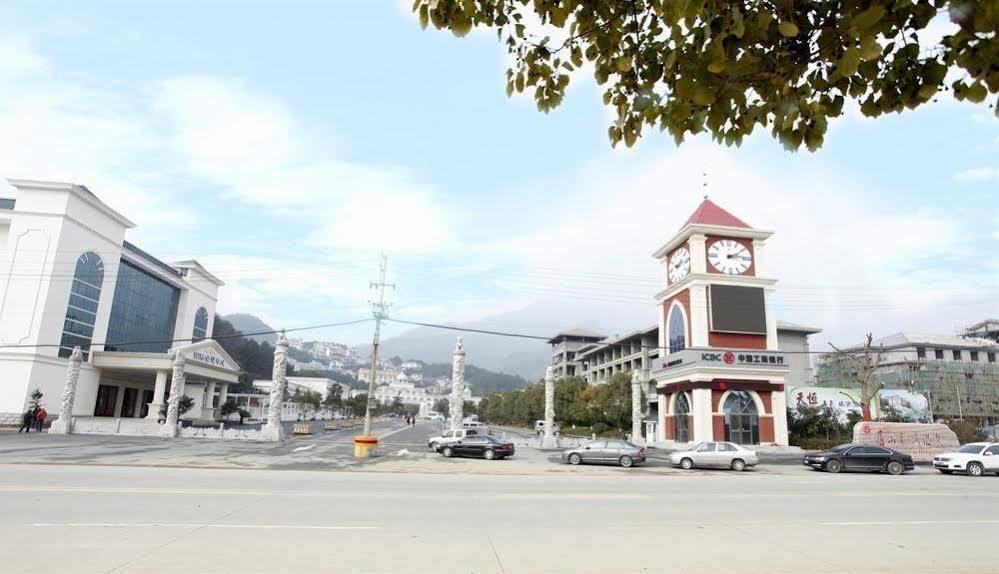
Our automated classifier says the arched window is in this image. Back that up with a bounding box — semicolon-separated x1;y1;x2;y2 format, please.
668;304;686;354
723;391;760;445
59;252;104;359
192;307;208;341
673;392;690;443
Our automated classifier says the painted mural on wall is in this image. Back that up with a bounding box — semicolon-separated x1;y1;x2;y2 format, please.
788;386;931;422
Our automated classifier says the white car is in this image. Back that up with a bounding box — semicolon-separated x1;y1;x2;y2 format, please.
669;441;759;471
427;427;486;451
933;443;999;476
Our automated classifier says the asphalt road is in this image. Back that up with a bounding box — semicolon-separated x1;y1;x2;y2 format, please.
1;458;997;573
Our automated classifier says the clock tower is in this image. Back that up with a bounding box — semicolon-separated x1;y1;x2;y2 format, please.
650;199;789;447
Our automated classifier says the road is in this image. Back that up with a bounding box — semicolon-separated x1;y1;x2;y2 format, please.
1;452;997;573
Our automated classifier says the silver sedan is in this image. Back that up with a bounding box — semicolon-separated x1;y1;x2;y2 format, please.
669;441;759;471
561;439;646;467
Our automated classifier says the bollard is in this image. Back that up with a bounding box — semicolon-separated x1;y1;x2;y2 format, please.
293;423;313;435
354;435;378;458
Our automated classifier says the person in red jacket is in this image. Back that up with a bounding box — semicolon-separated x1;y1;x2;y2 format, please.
34;407;47;432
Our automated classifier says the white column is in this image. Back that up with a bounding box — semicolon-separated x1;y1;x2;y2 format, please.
764;287;778;350
201;381;217;419
772;388;789;446
262;332;289;442
218;383;229;407
146;370;169;420
159;352;186;437
541;366;557;448
49;346;83;434
688;234;707;274
752;239;767;276
630;370;645;446
691;387;714;442
689;284;709;347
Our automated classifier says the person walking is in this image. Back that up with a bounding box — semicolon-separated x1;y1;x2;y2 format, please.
34;406;47;432
17;409;34;434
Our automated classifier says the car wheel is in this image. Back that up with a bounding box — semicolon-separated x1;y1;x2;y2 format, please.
967;462;984;477
619;455;634;468
484;449;495;460
886;461;904;475
680;457;694;470
442;446;453;458
731;458;746;472
430;442;439;451
568;453;582;465
826;459;843;473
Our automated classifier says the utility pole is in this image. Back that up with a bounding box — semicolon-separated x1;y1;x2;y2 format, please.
362;253;394;438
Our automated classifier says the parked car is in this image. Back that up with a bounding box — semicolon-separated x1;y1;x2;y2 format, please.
439;435;515;460
669;442;759;471
933;443;999;476
561;439;645;468
803;444;914;475
427;427;484;451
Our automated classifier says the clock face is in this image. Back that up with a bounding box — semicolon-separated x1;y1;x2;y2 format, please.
708;240;752;275
668;247;691;284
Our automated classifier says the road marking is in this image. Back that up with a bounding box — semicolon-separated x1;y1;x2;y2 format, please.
31;522;378;530
292;444;316;452
377;425;415;440
494;493;648;500
819;520;999;526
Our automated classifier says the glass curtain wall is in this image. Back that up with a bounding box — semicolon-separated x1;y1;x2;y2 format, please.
105;259;180;353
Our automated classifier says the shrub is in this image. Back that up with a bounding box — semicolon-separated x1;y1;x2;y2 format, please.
945;419;987;444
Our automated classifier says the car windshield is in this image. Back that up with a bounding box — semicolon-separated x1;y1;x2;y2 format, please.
687;443;703;452
957;444;984;453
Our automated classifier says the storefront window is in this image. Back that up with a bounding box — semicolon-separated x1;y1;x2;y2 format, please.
723;391;759;445
104;259;180;353
674;392;690;442
59;252;104;359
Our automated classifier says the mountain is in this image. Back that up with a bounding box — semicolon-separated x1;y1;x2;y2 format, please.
367;298;651;380
222;313;278;344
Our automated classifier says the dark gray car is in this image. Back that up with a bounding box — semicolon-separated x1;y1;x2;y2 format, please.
561;440;646;467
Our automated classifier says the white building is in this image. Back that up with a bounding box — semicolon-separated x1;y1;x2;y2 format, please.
356;364;400;386
252;376;348;399
0;180;239;426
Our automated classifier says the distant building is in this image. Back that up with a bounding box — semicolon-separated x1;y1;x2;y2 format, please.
816;327;999;421
547;328;606;379
253;376;346;399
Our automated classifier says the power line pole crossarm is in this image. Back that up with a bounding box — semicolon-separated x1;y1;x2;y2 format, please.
358;254;394;454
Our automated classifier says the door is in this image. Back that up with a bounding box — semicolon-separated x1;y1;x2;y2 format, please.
716;442;739;467
456;437;484;456
605;441;626;463
843;446;877;470
982;445;999;470
583;441;607;462
120;388;139;418
139;390;154;418
867;447;893;470
94;385;118;417
693;442;717;466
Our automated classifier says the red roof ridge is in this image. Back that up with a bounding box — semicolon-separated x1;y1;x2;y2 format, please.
683;198;752;229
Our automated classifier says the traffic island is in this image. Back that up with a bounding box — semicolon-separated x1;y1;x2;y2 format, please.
353;435;379;458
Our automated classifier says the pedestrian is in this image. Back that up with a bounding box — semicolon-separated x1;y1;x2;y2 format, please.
18;409;34;434
35;406;47;432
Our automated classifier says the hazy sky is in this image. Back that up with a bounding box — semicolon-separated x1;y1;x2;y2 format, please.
1;1;996;349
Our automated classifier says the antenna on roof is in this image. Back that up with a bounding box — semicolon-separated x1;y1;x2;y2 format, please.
702;171;708;199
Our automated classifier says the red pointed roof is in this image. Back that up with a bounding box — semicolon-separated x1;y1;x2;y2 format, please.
683;198;751;229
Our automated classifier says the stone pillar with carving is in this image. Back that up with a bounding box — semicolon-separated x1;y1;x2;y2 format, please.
49;346;83;434
448;337;465;431
159;351;186;437
262;332;289;442
541;366;557;448
631;369;645;446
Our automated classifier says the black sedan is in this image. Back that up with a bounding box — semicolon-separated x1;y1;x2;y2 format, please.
440;435;514;460
803;444;915;475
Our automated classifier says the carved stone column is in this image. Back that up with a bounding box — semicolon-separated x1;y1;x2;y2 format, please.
49;346;83;434
541;366;557;448
159;352;186;437
202;381;217;419
631;369;645;446
262;332;289;442
448;337;465;431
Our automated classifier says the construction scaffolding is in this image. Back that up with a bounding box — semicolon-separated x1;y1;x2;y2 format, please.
816;359;999;422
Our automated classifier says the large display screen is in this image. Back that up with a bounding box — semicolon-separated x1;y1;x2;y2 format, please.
709;284;766;334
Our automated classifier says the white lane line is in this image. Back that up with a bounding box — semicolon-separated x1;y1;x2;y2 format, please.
494;493;648;500
819;520;999;526
32;522;378;530
291;444;316;452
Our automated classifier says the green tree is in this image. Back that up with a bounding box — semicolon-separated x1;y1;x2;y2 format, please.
413;0;997;151
433;398;450;417
323;383;344;414
291;389;323;418
345;394;368;417
390;396;406;415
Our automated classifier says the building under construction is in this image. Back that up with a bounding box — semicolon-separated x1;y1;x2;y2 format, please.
816;322;999;423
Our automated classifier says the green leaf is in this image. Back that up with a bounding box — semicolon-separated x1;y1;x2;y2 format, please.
837;48;860;77
851;6;886;32
779;20;799;37
418;5;429;29
965;82;987;103
692;85;716;106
